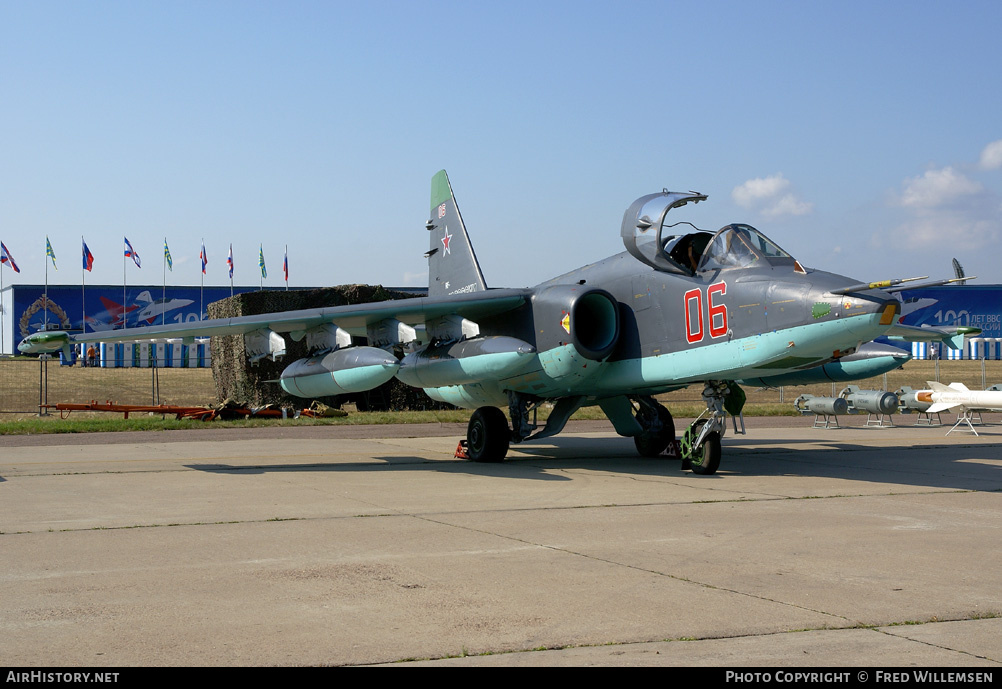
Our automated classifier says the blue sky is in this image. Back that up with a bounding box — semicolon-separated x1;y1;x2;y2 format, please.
2;0;1000;291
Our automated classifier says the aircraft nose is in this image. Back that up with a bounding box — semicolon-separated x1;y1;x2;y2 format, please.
848;290;898;322
825;283;900;337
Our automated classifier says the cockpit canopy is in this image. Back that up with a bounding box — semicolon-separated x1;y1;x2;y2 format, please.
697;224;796;272
620;190;799;275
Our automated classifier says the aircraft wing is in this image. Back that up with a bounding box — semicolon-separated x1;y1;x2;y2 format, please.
884;323;981;350
66;288;531;344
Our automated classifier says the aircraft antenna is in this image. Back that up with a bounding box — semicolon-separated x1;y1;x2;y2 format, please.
952;258;967;285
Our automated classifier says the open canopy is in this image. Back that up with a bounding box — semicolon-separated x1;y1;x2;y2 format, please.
621;191;800;275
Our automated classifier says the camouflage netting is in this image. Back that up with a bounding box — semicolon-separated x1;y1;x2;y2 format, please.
207;285;452;411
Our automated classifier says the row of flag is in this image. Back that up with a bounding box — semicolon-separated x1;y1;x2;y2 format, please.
0;238;290;281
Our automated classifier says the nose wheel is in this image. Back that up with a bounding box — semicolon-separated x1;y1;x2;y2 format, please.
678;381;736;475
680;418;721;474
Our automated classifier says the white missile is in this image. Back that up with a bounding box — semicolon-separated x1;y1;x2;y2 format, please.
916;381;1002;414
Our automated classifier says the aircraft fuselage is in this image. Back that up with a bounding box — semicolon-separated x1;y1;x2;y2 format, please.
423;250;898;409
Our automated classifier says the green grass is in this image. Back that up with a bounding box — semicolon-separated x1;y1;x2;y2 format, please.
3;358;999;435
0;409;472;435
0;402;805;436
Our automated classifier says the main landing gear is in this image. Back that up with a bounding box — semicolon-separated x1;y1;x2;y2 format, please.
461;382;738;474
632;396;675;457
465;407;510;462
463;392;581;463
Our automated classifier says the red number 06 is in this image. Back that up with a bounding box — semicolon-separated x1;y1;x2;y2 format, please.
684;281;728;344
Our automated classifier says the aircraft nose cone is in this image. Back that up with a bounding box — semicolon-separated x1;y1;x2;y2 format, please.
838;291;899;337
811;274;901;339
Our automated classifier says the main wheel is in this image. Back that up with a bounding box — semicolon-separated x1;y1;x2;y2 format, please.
634;403;675;457
466;407;510;463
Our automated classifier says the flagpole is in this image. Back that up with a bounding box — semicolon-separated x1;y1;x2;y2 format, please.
44;241;49;332
161;236;165;326
285;244;288;291
81;236;86;336
43;237;57;333
123;242;127;331
199;239;204;321
2;243;23;353
1;259;5;354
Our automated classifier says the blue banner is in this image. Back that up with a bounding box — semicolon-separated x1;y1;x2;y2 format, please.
898;285;1002;339
10;284;258;339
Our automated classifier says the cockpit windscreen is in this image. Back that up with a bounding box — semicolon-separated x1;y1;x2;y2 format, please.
697;224;796;272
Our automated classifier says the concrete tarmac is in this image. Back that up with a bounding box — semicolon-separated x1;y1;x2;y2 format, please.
1;416;1000;667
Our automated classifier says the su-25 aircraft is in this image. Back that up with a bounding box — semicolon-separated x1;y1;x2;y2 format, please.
20;171;975;474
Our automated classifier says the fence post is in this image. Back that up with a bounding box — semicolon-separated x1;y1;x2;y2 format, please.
152;353;160;406
37;355;50;416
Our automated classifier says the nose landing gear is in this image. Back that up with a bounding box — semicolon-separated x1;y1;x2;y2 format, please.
678;380;741;475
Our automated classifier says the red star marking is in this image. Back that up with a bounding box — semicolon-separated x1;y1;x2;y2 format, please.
441;228;452;255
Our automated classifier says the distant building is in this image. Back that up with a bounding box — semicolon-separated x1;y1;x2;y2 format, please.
1;283;424;355
0;284;260;354
892;285;1002;360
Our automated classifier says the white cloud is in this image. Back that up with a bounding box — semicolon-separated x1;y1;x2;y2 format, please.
732;174;789;206
979;139;1002;170
893;211;1000;250
897;166;982;209
877;155;1002;276
732;174;813;217
763;193;814;217
891;167;999;251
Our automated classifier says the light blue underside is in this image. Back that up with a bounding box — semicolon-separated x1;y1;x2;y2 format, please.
281;363;398;397
422;313;886;407
396;350;532;389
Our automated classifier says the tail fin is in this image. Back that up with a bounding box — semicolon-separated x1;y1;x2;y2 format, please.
426;170;487;297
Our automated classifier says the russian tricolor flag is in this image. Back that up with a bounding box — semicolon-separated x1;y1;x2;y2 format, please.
0;242;19;273
83;239;95;272
124;237;141;268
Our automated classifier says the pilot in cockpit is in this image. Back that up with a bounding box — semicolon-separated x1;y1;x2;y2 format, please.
666;232;713;273
725;226;757;263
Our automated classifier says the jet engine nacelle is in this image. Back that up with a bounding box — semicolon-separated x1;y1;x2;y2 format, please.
531;285;620;362
840;386;898;415
279;346;400;398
